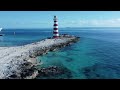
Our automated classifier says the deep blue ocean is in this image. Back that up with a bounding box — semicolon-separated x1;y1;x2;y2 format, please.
1;27;120;79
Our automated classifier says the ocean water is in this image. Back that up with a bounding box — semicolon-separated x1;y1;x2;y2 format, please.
0;29;52;47
1;28;120;79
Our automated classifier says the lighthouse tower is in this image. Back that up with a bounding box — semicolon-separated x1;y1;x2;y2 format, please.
53;16;59;38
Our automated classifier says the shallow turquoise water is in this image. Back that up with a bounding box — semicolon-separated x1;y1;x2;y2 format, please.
37;37;101;79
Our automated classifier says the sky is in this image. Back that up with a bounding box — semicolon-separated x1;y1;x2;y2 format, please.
1;11;120;28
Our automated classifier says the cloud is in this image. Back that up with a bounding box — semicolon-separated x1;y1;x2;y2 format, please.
62;18;120;27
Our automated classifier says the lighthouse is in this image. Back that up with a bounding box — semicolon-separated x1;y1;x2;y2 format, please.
53;16;59;38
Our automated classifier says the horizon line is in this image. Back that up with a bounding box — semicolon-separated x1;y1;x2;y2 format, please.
3;27;120;29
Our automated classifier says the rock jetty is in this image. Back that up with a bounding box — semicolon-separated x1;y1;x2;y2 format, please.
0;34;80;79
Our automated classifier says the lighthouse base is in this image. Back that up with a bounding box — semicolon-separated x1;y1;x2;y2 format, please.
53;36;59;38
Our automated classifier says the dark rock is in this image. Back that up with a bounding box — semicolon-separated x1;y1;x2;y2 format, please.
36;65;72;79
20;66;37;79
8;74;18;79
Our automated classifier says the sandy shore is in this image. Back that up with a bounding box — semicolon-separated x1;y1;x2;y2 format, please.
0;35;80;79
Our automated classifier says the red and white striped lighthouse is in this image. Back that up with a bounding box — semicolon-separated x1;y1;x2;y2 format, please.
53;16;59;38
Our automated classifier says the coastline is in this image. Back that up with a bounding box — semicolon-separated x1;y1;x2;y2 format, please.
0;34;80;79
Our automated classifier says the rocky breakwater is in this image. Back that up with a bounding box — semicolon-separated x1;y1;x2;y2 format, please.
0;34;80;79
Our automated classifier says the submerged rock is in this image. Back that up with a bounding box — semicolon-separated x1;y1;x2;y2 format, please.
81;63;120;79
65;58;73;62
36;65;72;79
